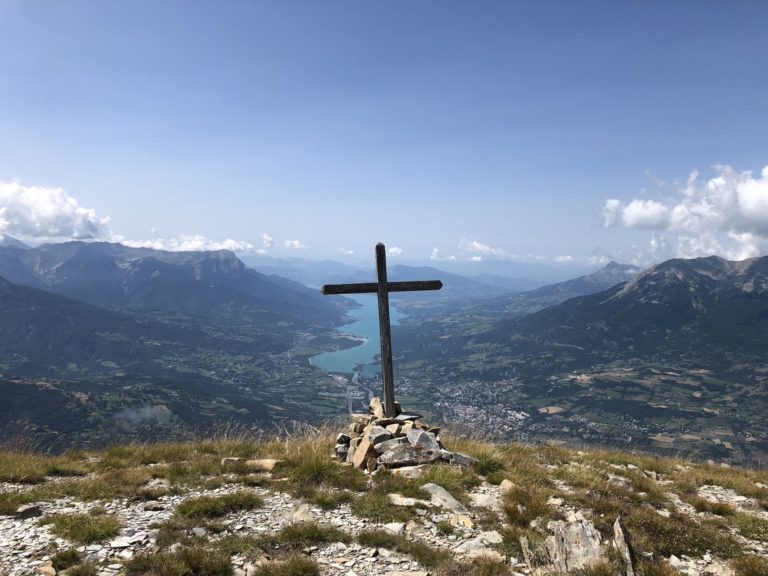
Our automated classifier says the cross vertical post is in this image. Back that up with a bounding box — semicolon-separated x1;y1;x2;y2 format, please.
321;243;442;418
374;243;396;417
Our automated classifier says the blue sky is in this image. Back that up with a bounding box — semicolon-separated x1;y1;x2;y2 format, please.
1;1;768;266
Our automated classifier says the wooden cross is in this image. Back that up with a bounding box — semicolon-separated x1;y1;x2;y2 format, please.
321;243;442;417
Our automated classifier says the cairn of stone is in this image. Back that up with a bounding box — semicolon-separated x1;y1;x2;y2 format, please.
335;397;477;473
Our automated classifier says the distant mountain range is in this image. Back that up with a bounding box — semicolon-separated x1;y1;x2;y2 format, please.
491;255;768;363
242;254;591;293
0;241;345;326
394;255;768;462
0;242;356;449
3;241;767;459
0;235;28;249
397;261;640;318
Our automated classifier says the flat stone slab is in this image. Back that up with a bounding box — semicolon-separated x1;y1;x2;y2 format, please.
390;465;429;479
369;425;392;445
395;413;423;421
406;429;441;452
378;445;441;468
421;482;470;515
245;459;283;471
374;437;409;454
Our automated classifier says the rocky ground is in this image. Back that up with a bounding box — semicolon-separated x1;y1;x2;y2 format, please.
1;416;768;576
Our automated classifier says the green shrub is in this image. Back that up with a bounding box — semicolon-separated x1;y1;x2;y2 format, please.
502;483;553;527
41;512;121;544
733;555;768;576
51;549;83;571
625;509;740;558
125;545;232;576
175;491;263;519
357;529;451;569
257;522;351;552
732;514;768;542
66;563;99;576
251;556;319;576
684;495;736;516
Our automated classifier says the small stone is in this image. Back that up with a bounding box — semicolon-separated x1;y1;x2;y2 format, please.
336;433;352;446
370;397;386;419
613;516;635;576
406;430;441;451
388;494;430;507
470;493;499;510
499;479;515;495
353;428;375;469
452;514;474;529
15;505;43;519
421;483;470;515
390;465;428;479
192;527;207;538
109;537;132;549
369;426;393;445
378;445;440;468
480;530;504;545
385;423;401;435
466;549;506;562
546;518;603;573
383;522;405;536
373;437;409;454
293;503;314;523
38;562;56;576
245;458;282;471
346;443;357;464
450;452;479;467
142;501;166;511
351;413;373;424
395;413;423;421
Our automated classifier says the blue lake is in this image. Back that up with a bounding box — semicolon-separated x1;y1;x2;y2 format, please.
311;294;404;374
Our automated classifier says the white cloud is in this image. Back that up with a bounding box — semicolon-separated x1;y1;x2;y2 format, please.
430;247;456;261
260;232;273;248
621;199;670;229
343;249;355;255
603;164;768;260
123;235;255;253
0;181;109;240
469;255;483;262
284;239;308;249
458;238;508;258
602;199;622;227
387;246;403;256
554;255;574;263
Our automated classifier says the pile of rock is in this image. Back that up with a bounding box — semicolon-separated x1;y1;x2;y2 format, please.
335;397;477;472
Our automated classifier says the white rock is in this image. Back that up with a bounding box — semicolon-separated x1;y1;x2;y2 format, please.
383;522;405;536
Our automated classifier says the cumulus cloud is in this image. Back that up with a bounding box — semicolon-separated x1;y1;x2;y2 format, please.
458;238;508;258
284;239;308;249
554;255;574;263
123;235;255;253
387;246;403;256
0;181;109;240
430;247;456;261
260;232;273;248
603;165;768;260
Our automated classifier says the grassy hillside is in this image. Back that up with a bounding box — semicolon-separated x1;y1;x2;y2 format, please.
1;430;767;576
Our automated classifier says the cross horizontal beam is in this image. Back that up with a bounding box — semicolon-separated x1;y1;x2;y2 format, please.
321;280;443;295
